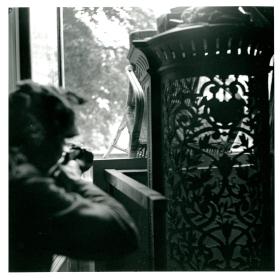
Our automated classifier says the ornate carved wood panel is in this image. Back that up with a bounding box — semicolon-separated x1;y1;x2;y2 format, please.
162;74;269;270
132;23;273;271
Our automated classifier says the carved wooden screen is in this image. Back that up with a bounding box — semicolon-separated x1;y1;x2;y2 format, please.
134;23;274;271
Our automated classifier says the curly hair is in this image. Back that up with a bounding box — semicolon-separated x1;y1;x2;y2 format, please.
9;80;84;149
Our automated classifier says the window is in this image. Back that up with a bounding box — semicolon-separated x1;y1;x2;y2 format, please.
28;7;167;158
30;7;59;86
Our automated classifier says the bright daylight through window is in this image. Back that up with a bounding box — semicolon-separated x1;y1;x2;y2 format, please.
30;7;170;157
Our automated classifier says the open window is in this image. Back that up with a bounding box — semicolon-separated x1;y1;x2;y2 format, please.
23;7;162;159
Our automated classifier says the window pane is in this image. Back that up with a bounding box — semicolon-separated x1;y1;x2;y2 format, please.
30;7;58;86
62;7;157;156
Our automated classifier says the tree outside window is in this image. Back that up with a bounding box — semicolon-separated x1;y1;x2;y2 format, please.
63;7;157;156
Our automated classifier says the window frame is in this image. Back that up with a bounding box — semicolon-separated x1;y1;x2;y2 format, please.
12;7;144;160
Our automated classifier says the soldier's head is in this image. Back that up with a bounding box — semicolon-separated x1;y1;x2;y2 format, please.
9;80;84;172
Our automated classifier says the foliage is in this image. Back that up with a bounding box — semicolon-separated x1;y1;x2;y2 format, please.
63;7;156;154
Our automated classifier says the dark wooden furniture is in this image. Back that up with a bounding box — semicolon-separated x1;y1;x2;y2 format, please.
128;22;274;270
93;158;167;271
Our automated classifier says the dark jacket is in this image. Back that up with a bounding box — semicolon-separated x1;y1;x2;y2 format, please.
9;154;139;272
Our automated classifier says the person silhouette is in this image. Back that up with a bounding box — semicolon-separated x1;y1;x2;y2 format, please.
9;80;139;272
